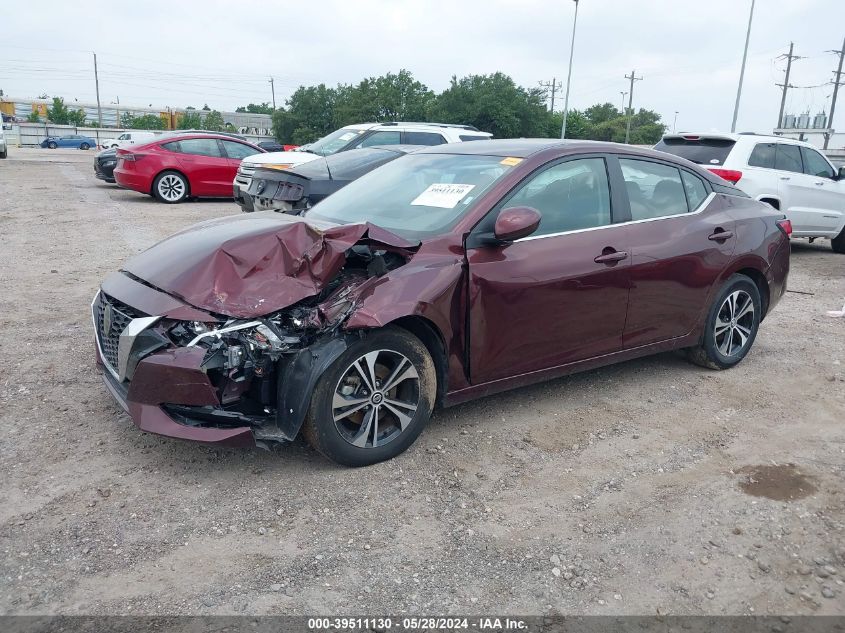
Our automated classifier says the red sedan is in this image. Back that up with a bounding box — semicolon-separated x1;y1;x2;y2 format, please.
95;140;790;466
114;134;264;203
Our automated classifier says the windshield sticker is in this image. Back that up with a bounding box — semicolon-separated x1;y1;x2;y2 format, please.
411;183;476;209
500;157;523;166
338;132;358;141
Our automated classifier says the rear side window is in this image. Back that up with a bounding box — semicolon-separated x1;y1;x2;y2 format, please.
654;137;736;165
354;131;401;149
178;138;223;158
748;143;776;168
221;140;258;160
459;135;490;141
800;147;835;178
162;141;181;152
404;131;446;146
681;171;708;210
774;144;802;173
620;159;689;220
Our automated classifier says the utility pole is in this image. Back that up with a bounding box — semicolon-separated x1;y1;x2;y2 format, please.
823;36;845;150
775;42;801;129
731;0;755;132
269;77;276;110
93;52;102;128
560;0;580;139
673;111;679;133
539;78;562;112
619;91;628;114
623;70;643;144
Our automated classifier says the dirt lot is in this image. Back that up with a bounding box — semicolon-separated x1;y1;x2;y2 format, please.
0;147;843;616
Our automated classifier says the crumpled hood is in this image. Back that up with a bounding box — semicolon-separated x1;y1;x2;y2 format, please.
122;212;419;318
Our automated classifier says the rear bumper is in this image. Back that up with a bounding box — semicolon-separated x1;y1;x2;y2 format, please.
114;168;149;193
765;236;790;315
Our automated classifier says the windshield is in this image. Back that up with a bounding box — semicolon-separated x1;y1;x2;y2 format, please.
306;153;513;239
306;128;367;156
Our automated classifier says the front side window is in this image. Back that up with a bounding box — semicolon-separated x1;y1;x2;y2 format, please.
118;133;130;140
748;143;776;168
681;171;708;210
505;158;611;236
221;140;258;160
774;144;803;173
177;138;222;158
405;131;447;146
307;153;513;239
800;146;835;178
307;128;367;156
354;131;401;148
620;158;688;220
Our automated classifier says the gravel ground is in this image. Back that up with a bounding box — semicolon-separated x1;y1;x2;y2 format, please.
0;148;844;616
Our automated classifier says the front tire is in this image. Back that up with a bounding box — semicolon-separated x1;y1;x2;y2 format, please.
153;170;189;203
47;141;57;149
302;327;436;467
0;149;6;159
832;228;845;254
686;274;761;370
80;142;90;150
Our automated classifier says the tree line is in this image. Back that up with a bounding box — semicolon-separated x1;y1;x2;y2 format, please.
268;70;666;145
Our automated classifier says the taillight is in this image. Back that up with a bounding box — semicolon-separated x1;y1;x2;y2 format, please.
708;168;743;184
776;218;792;238
119;153;136;162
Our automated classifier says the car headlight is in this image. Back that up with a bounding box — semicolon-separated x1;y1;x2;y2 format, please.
260;163;293;171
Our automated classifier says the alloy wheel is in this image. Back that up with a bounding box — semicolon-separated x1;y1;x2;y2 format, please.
332;349;420;449
714;290;754;357
158;174;186;201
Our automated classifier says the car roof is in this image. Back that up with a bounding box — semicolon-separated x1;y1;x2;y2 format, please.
662;132;812;147
415;138;652;157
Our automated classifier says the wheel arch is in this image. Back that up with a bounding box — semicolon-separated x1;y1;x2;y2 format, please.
756;195;781;210
734;266;770;318
389;315;449;407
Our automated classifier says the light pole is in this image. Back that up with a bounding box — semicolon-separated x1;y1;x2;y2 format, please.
560;0;580;139
730;0;755;132
673;111;679;133
619;91;628;115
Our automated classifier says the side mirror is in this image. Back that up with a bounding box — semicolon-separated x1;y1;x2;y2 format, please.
494;206;542;242
838;166;845;181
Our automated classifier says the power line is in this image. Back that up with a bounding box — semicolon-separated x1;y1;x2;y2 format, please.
775;42;803;129
538;78;562;112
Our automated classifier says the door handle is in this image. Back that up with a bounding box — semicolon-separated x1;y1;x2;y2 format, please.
779;176;790;181
594;250;628;264
814;181;825;186
708;230;734;241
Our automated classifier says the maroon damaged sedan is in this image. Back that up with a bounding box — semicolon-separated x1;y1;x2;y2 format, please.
93;139;790;466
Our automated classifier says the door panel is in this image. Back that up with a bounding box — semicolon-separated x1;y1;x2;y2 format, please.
467;231;630;383
623;194;736;348
466;156;628;384
792;146;845;234
172;138;230;196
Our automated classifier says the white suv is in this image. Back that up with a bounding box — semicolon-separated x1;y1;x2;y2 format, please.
234;122;492;212
655;133;845;253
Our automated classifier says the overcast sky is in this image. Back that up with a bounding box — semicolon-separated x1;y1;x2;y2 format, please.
2;0;843;133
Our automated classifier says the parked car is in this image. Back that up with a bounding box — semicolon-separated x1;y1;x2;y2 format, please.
0;124;7;159
246;145;420;213
255;140;299;152
93;139;790;466
233;122;493;212
113;133;264;203
655;133;845;253
100;131;159;149
40;134;97;150
93;147;118;182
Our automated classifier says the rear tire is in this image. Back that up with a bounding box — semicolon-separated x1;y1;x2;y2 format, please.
152;170;189;203
0;149;6;159
302;327;436;467
686;274;761;370
832;228;845;254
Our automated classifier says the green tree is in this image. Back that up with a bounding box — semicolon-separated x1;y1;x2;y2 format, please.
46;97;72;124
236;102;274;114
67;108;87;127
120;113;165;130
178;110;203;129
26;111;41;123
430;73;549;137
202;104;211;111
335;70;434;124
203;110;225;131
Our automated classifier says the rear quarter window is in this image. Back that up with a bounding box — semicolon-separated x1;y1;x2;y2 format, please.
654;137;736;166
459;135;491;141
748;143;776;168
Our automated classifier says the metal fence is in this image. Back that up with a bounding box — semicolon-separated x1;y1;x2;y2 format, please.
7;123;271;148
